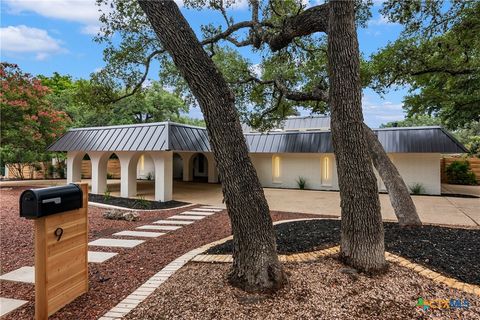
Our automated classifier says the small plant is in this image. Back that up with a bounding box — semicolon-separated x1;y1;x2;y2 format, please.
104;187;111;201
296;176;307;190
133;195;150;209
146;172;154;181
106;172;115;179
409;183;425;195
445;160;477;185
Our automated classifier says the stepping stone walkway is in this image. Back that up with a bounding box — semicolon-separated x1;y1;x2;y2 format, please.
136;225;181;231
88;251;118;263
153;220;194;225
192;208;223;212
113;231;165;238
0;267;34;284
168;215;204;220
180;211;215;216
89;238;145;248
0;297;28;317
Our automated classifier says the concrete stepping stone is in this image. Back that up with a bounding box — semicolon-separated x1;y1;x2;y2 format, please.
113;231;165;238
0;266;34;284
136;225;181;231
192;208;223;212
153;220;194;225
88;251;118;263
89;238;144;248
0;297;29;317
200;205;224;209
181;211;215;216
168;215;204;220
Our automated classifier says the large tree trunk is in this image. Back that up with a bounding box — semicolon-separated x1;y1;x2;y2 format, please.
327;0;386;272
138;0;286;292
364;124;422;227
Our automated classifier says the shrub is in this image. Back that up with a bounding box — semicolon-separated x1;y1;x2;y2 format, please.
104;187;111;201
106;172;115;179
296;176;307;190
133;195;150;209
146;172;154;181
446;161;477;185
409;183;425;195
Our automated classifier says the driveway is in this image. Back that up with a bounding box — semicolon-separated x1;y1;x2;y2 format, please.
2;179;478;227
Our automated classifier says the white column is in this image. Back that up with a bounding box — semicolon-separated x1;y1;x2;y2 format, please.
67;151;84;184
117;152;139;198
205;153;219;183
152;151;173;202
90;152;110;194
182;153;194;182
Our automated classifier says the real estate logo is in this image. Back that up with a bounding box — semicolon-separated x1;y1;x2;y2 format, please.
416;297;470;311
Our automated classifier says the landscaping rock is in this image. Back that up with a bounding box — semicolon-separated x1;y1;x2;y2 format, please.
103;209;140;222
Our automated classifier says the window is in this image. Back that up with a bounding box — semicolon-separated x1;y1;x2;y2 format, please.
140;155;145;171
272;155;281;182
321;156;332;186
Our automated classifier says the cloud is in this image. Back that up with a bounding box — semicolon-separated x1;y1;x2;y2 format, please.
4;0;105;35
0;25;66;59
369;14;399;26
362;95;405;127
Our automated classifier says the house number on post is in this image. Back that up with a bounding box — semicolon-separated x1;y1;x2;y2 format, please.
54;227;64;241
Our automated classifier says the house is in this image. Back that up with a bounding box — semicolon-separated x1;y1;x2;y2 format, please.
48;116;467;201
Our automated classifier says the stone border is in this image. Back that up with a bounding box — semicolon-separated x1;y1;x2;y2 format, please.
88;201;196;212
192;248;480;297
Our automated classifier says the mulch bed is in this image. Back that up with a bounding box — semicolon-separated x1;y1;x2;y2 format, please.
207;219;480;285
0;187;316;320
126;259;479;320
88;193;189;209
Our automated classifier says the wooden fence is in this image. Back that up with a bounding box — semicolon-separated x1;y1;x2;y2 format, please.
441;156;480;183
6;160;121;179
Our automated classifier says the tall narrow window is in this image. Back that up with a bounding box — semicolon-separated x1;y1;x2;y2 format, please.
140;155;145;171
321;156;332;186
272;155;281;182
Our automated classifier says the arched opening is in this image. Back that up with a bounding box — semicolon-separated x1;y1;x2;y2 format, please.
105;153;121;195
135;153;155;198
190;153;208;182
173;153;183;180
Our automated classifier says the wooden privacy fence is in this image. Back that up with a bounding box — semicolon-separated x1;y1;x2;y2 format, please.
5;159;121;179
441;156;480;183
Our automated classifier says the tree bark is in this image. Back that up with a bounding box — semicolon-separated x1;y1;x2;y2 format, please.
327;0;386;272
138;0;286;292
363;124;422;227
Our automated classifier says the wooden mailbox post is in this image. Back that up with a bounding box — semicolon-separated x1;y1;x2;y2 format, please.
34;183;89;319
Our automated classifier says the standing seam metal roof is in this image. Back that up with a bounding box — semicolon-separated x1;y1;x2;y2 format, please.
47;122;468;154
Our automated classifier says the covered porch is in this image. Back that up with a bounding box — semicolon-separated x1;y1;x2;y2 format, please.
67;150;219;202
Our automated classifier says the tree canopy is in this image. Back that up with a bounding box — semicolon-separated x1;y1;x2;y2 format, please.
0;63;71;176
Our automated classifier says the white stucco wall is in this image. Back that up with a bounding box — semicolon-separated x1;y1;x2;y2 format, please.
137;154;155;179
250;152;441;195
389;153;441;195
250;153;339;191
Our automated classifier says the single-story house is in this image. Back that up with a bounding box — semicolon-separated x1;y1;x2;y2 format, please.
48;116;468;201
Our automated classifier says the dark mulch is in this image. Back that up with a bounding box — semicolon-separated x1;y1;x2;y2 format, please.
88;193;188;209
207;219;480;285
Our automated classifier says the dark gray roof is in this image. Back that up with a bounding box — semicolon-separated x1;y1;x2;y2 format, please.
48;123;467;154
245;126;467;154
48;122;210;152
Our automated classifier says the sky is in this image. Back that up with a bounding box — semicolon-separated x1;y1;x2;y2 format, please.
0;0;409;128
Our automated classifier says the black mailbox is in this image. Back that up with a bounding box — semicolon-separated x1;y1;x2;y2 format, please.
20;184;83;219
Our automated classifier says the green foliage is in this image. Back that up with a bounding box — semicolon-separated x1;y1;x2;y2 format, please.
104;187;111;201
445;161;477;185
296;176;307;190
133;195;150;209
368;2;480;130
146;172;154;181
409;183;425;195
106;172;115;179
381;115;442;128
0;63;70;177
